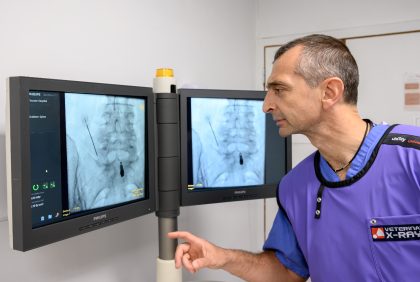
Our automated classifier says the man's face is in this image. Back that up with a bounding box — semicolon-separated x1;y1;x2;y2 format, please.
263;46;323;137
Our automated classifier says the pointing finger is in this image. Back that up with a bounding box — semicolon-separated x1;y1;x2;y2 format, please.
168;231;199;243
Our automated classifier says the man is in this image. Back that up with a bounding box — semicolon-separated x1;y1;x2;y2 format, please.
168;34;420;282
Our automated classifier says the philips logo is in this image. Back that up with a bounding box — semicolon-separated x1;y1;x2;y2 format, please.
93;214;107;221
391;136;406;142
234;190;246;195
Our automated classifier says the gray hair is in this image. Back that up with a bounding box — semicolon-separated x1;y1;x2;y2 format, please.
274;34;359;104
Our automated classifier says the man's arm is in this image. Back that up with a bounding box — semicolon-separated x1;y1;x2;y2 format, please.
168;231;305;282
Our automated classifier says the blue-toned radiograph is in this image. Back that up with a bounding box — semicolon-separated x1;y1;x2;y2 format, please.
190;98;265;188
65;93;146;213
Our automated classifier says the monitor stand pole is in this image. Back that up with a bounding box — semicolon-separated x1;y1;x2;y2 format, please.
155;91;182;282
156;217;182;282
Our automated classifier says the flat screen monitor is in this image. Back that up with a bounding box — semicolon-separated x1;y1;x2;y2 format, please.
6;77;155;251
179;89;291;206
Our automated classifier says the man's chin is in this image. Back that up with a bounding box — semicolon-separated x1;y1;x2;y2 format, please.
278;128;292;138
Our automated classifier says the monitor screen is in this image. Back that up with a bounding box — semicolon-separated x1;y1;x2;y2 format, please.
6;77;155;251
179;89;291;206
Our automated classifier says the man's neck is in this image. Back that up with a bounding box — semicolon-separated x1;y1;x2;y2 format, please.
305;109;367;180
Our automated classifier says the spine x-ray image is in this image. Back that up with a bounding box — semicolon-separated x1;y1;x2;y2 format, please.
189;98;265;188
65;93;146;213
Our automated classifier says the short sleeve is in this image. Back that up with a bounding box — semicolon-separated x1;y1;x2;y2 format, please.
263;208;310;279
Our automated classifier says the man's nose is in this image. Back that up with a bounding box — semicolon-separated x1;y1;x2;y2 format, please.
262;91;274;113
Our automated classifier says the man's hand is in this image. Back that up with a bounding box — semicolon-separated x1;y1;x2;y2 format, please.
168;231;305;282
167;231;228;273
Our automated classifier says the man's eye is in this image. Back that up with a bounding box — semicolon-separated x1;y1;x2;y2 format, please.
266;85;286;95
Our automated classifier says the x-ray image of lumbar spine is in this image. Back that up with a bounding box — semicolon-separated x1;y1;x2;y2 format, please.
190;98;265;188
65;93;145;213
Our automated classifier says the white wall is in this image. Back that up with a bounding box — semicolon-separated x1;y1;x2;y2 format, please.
256;0;420;96
0;1;258;282
256;0;420;39
347;33;420;126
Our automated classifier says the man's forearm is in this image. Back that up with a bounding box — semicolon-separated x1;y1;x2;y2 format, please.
221;249;303;282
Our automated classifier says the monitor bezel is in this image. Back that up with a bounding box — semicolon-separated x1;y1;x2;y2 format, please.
6;76;156;251
179;88;292;206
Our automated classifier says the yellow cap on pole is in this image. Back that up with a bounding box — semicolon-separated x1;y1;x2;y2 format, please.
155;68;174;78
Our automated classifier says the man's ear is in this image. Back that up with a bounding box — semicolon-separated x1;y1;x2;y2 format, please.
321;77;345;110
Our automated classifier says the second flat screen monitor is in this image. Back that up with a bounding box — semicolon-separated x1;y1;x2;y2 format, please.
179;89;291;206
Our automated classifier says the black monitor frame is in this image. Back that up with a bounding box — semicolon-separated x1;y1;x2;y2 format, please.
179;89;292;206
6;76;156;251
